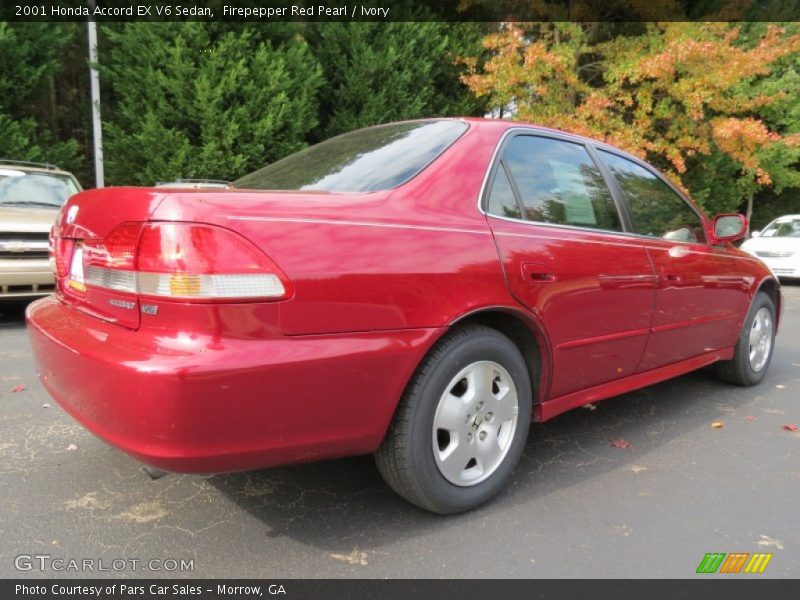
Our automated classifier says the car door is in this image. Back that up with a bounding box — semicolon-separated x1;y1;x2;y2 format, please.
596;149;748;370
484;133;657;399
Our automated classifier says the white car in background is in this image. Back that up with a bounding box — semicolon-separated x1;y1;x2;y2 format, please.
741;214;800;279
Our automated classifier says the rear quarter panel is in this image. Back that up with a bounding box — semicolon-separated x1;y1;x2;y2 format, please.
151;121;521;336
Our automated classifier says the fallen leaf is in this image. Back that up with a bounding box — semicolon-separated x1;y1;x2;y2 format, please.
757;535;784;550
10;384;25;393
783;424;798;432
711;421;725;429
582;403;597;411
66;444;77;451
745;415;757;421
610;438;631;449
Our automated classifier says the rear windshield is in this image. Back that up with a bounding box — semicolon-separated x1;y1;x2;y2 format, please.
0;169;79;208
234;120;468;193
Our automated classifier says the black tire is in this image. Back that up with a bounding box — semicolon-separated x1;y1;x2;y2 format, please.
375;325;532;514
714;291;776;386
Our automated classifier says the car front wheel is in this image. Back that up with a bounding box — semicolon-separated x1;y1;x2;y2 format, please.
376;325;532;514
714;291;776;386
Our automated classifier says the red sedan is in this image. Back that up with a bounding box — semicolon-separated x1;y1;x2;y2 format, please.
28;119;780;513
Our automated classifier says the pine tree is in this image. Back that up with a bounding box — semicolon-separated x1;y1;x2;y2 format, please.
100;23;323;185
307;22;487;140
0;22;81;171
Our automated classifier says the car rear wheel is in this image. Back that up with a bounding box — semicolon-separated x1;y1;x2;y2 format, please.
714;291;776;386
375;325;532;514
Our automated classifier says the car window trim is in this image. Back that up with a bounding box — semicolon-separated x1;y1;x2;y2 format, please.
479;128;628;237
486;159;526;220
592;146;710;247
582;143;634;232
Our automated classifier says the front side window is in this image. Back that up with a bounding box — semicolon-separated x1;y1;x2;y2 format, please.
490;136;622;232
234;120;468;193
599;151;706;244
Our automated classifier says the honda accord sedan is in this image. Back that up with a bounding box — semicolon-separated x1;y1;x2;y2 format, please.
27;119;780;513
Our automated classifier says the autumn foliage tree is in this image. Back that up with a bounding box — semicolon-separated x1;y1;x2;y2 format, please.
462;22;800;222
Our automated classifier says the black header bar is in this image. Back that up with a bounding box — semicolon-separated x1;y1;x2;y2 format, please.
3;0;800;22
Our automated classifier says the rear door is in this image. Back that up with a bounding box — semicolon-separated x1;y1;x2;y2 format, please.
596;150;747;370
484;132;657;399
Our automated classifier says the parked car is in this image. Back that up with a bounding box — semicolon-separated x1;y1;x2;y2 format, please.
0;160;81;301
27;119;779;513
740;215;800;279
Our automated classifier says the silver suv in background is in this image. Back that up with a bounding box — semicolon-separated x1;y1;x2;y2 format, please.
0;161;82;300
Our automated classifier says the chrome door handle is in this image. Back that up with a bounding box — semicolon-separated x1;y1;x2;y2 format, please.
521;263;556;283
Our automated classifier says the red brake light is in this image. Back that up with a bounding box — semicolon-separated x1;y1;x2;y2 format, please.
49;226;68;278
78;222;292;302
84;222;143;271
137;223;271;274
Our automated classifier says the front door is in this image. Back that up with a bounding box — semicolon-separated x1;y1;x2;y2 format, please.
596;150;747;370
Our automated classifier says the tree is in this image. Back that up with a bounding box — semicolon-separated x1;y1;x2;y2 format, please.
100;23;323;185
462;22;800;217
307;21;488;140
0;22;82;171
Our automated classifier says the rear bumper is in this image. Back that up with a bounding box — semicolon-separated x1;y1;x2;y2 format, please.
27;296;440;473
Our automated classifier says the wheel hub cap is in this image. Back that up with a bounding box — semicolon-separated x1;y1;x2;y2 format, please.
432;360;519;487
748;307;773;372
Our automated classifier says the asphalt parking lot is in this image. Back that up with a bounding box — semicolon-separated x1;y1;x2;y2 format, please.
0;286;798;579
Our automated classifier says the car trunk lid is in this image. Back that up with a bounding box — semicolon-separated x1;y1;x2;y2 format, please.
53;187;168;329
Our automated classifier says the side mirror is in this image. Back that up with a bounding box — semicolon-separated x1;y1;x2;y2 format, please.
750;230;761;238
711;213;747;244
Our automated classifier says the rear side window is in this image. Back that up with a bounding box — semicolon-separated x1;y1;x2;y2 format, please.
491;136;622;232
486;164;522;219
599;150;706;244
234;120;468;193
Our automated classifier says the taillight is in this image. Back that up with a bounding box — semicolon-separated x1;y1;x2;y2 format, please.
51;227;69;279
83;222;142;293
80;222;292;301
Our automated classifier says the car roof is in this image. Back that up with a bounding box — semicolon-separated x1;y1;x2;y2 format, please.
456;117;649;157
401;117;653;166
0;162;77;179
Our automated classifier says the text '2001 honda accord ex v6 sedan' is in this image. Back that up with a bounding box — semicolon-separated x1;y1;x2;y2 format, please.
28;118;780;514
